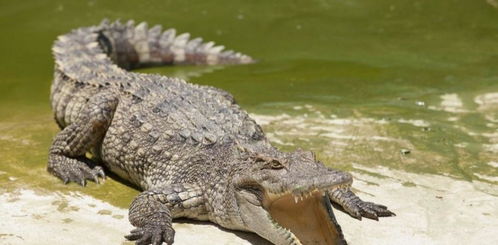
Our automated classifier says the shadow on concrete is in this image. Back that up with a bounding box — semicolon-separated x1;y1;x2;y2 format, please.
175;218;272;245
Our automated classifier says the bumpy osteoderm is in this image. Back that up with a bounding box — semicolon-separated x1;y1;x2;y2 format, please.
48;19;394;245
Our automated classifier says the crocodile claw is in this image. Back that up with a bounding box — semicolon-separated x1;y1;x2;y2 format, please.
349;201;395;221
125;224;175;245
48;156;106;186
328;188;395;221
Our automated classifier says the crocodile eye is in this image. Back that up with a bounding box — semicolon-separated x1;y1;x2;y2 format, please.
269;160;284;169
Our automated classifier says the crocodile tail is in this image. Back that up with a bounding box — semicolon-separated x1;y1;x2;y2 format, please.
98;19;254;70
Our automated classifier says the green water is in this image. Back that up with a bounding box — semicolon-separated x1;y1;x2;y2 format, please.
0;0;497;208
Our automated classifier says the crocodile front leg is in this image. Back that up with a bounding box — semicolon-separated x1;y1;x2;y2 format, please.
48;92;118;186
126;184;206;245
328;188;395;220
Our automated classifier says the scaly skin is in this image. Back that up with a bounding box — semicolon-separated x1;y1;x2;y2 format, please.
48;20;395;245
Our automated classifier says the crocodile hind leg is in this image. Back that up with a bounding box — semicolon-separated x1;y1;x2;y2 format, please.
126;184;206;245
328;188;395;220
48;92;118;186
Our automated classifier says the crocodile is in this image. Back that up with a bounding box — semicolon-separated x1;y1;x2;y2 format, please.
48;19;395;245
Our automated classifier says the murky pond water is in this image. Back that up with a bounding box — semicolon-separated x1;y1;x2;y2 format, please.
1;0;497;244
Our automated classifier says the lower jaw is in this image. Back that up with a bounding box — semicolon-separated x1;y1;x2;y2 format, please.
265;191;346;245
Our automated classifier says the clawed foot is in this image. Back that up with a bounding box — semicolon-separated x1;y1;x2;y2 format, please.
48;156;106;186
329;188;395;221
125;224;175;245
343;200;395;221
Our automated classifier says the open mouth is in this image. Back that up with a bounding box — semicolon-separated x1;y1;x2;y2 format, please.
263;190;346;245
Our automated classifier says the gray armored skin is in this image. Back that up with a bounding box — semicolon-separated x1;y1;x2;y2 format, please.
49;20;394;245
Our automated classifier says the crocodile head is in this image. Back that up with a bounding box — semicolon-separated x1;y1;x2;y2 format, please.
233;149;352;245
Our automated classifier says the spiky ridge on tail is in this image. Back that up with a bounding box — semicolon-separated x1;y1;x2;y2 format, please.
98;19;254;69
51;19;254;128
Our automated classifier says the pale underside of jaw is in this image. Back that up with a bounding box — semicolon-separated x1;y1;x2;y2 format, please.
263;189;346;245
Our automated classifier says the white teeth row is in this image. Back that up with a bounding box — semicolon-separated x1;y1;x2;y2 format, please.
276;226;302;245
293;189;319;203
290;183;352;204
267;190;291;200
268;182;353;204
